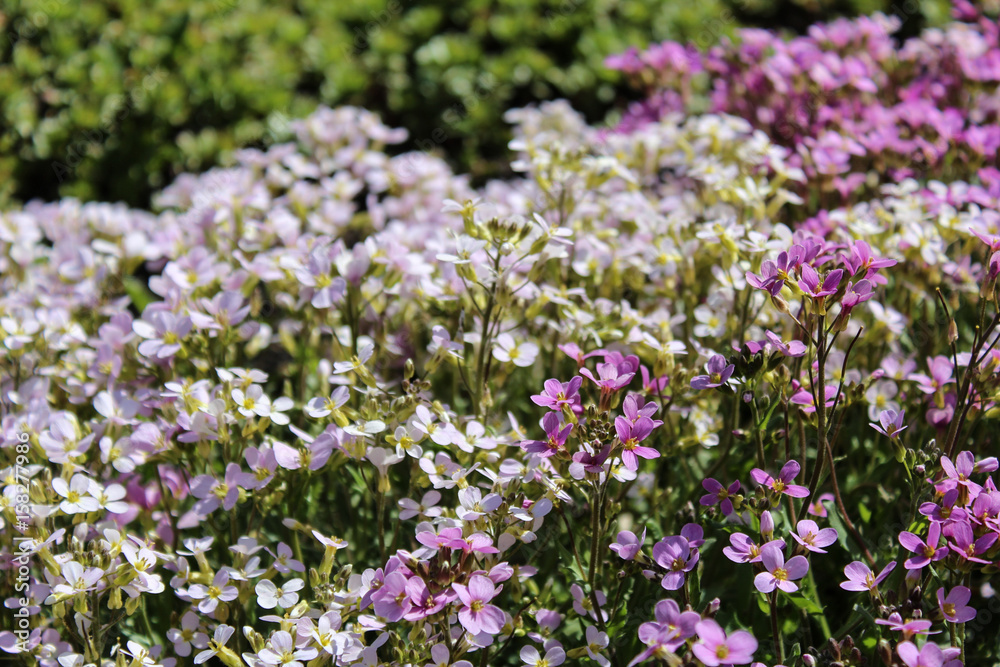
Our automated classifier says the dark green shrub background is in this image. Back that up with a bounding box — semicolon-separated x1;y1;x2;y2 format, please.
0;0;948;208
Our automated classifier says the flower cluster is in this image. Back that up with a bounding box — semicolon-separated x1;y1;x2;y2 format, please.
2;14;1000;665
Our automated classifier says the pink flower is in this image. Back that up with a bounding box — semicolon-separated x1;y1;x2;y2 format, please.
944;520;997;564
452;575;505;635
652;536;699;590
615;415;659;470
691;355;735;390
937;586;976;623
722;534;785;564
870;409;907;438
372;571;411;621
530;377;583;411
521;412;573;458
898;523;948;570
939;451;982;498
875;612;938;639
839;560;895;593
747;247;803;296
750;460;810;498
637;599;700;655
692;619;758;666
806;493;835;517
753;543;808;593
896;641;962;667
581;361;635;393
700;478;742;516
790;520;838;553
908;356;954;394
798;265;843;299
610;529;646;561
843;240;897;280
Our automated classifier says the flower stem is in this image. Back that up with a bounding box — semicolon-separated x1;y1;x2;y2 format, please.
769;592;785;664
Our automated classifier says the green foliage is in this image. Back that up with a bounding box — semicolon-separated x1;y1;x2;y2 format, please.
0;0;945;207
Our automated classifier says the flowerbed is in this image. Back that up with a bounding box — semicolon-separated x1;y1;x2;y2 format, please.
2;8;1000;667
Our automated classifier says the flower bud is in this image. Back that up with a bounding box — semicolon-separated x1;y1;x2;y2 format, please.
760;510;774;540
877;639;893;665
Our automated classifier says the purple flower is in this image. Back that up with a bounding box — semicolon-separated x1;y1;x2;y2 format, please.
680;523;705;549
753;543;808;593
839;560;895;593
746;247;803;296
452;575;505;635
615;415;659;470
404;576;446;621
750;460;810;498
790;520;838;553
945;520;997;564
692;619;758;666
875;612;938;639
621;394;662;426
840;279;875;310
610;529;646;561
652;536;699;590
762;330;807;357
187;571;238;614
798;265;843;299
520;644;566;667
530;377;583;411
371;571;411;621
937;586;976;623
722;534;785;564
637;599;700;655
939;451;982;499
806;492;835;517
898;523;948;570
521;412;573;458
133;310;193;360
691;355;735;390
896;641;962;667
700;478;741;516
870;408;907;438
919;488;967;525
843;240;897;280
909;356;955;394
581;361;635;393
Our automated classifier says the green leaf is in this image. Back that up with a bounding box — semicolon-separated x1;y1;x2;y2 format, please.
123;275;155;311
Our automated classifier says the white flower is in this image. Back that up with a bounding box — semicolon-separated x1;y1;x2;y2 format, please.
255;578;305;609
258;630;317;667
194;624;235;664
344;419;386;439
332;343;374;374
232;386;293;425
492;333;538;367
305;386;350;418
94;482;130;514
52;475;100;514
584;626;610;667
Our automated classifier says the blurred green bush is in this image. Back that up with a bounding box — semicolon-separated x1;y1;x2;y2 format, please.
0;0;946;208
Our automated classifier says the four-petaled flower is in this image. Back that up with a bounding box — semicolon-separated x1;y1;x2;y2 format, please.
750;460;810;498
839;560;896;593
691;355;735;390
452;575;506;635
754;543;809;593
